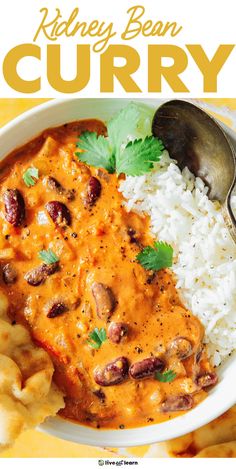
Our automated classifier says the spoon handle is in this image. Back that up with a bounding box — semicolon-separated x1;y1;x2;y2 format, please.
223;133;236;243
223;186;236;243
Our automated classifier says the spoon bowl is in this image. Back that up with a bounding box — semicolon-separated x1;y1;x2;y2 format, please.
152;99;236;242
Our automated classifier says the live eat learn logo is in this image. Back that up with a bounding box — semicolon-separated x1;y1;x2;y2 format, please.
98;460;138;466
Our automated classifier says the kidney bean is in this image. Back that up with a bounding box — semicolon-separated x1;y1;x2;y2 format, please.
129;357;165;380
2;263;17;285
86;177;101;206
91;282;116;321
46;301;68;318
161;395;193;412
196;372;218;389
46;177;75;201
3;189;25;227
24;262;59;286
94;357;129;386
108;322;128;344
45;201;71;226
168;337;193;360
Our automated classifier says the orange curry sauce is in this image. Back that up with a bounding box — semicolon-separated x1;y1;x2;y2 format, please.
0;120;216;429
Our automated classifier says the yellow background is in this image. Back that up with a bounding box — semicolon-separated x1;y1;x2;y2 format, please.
0;98;236;458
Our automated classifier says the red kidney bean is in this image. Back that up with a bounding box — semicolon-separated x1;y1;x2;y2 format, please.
46;177;75;201
167;337;193;360
2;263;18;285
91;282;116;321
196;372;218;389
129;357;165;380
46;301;68;318
86;177;101;206
161;395;193;412
45;201;71;226
108;322;128;344
24;262;59;286
94;357;129;386
3;189;25;227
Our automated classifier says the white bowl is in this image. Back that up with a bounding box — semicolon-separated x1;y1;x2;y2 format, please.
1;98;236;447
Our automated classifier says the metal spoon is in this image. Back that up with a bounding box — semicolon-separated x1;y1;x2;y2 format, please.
152;99;236;243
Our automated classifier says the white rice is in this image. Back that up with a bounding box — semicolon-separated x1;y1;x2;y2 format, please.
119;151;236;366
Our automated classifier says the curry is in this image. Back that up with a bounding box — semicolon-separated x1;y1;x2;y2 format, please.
0;119;217;429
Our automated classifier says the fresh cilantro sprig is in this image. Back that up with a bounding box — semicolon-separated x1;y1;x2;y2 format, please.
38;249;59;265
107;103;141;155
76;132;115;173
75;103;164;176
87;327;107;349
116;137;164;176
23;167;39;187
136;241;173;271
155;370;177;383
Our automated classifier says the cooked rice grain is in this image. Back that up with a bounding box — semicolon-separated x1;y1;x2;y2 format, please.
119;151;236;366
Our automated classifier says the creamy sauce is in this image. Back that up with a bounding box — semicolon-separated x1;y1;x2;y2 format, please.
0;120;216;429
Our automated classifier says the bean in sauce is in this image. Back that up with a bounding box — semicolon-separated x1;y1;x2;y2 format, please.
0;119;217;430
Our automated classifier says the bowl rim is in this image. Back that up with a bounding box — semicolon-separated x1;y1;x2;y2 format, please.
1;97;236;447
40;350;236;447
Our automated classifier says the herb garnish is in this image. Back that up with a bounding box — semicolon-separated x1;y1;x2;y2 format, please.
76;132;115;173
116;137;164;176
38;249;59;265
23;167;39;187
87;327;107;349
155;370;177;383
136;241;173;271
75;103;164;176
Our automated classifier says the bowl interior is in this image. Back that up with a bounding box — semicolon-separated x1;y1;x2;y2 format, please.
1;98;236;447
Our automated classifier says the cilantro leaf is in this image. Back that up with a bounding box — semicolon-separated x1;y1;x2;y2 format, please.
75;104;165;176
107;103;141;154
23;167;39;187
108;102;155;152
155;370;177;383
136;241;173;271
116;136;164;176
87;327;107;349
38;249;59;265
75;132;115;173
